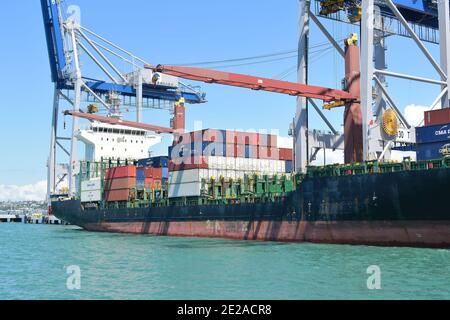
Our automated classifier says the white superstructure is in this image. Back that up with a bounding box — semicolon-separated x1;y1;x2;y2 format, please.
76;121;162;162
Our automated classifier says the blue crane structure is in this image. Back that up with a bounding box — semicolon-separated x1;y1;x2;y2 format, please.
41;0;206;199
40;0;205;103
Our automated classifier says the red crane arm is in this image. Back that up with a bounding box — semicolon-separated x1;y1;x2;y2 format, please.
64;111;175;134
146;65;356;102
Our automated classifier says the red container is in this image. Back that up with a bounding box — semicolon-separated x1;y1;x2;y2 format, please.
226;143;246;158
203;129;226;143
258;134;278;147
104;166;136;180
104;189;135;202
144;167;163;179
169;156;209;171
226;131;258;146
279;148;293;161
104;177;136;191
258;146;279;160
424;109;450;126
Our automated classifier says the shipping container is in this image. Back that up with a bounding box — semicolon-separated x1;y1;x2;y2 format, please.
203;129;226;143
144;167;163;179
162;167;169;178
174;129;226;145
416;141;450;161
424;108;450;126
104;166;136;179
169;169;211;184
137;156;169;168
226;144;246;158
104;189;134;202
279;148;293;161
258;146;279;160
168;182;203;198
416;123;450;144
81;190;102;202
226;131;259;146
137;177;161;189
104;177;136;190
285;160;293;173
169;156;209;171
245;144;256;158
258;134;278;147
202;142;226;157
137;168;145;180
81;178;101;192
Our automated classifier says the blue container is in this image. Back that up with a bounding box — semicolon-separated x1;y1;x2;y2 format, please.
162;167;169;179
416;123;450;144
416;141;450;161
245;144;255;158
137;156;169;168
202;142;226;157
285;160;293;173
136;169;145;180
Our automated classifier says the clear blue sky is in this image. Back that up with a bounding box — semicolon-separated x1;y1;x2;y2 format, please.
0;0;443;185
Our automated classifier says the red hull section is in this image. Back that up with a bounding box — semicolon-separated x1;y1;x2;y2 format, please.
84;220;450;248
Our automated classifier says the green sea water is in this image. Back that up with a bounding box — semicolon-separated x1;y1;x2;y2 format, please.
0;223;449;300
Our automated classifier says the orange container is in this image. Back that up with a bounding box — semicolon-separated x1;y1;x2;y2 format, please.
104;177;136;190
104;189;135;202
144;167;163;179
104;166;136;179
279;148;293;161
258;146;280;160
424;109;450;126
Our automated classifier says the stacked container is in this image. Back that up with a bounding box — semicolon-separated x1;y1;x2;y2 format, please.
416;109;450;161
104;166;136;202
136;167;163;189
168;129;293;198
136;156;169;190
80;178;102;203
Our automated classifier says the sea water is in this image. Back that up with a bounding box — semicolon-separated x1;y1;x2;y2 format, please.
0;223;449;300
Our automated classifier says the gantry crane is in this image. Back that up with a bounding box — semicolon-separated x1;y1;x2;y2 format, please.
41;0;206;199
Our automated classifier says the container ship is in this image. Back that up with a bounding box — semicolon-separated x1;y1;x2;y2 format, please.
52;110;450;248
43;0;450;248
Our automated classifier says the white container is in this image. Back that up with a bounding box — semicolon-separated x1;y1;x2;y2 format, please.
226;157;235;170
169;169;208;184
235;171;245;179
168;182;202;198
81;178;101;191
81;190;102;202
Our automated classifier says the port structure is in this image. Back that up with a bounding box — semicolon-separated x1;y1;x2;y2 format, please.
41;0;207;201
295;0;450;171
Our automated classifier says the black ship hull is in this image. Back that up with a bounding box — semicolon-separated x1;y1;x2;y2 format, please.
52;168;450;247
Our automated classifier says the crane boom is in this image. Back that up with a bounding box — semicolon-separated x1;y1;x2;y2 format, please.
146;65;356;102
64;111;175;134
